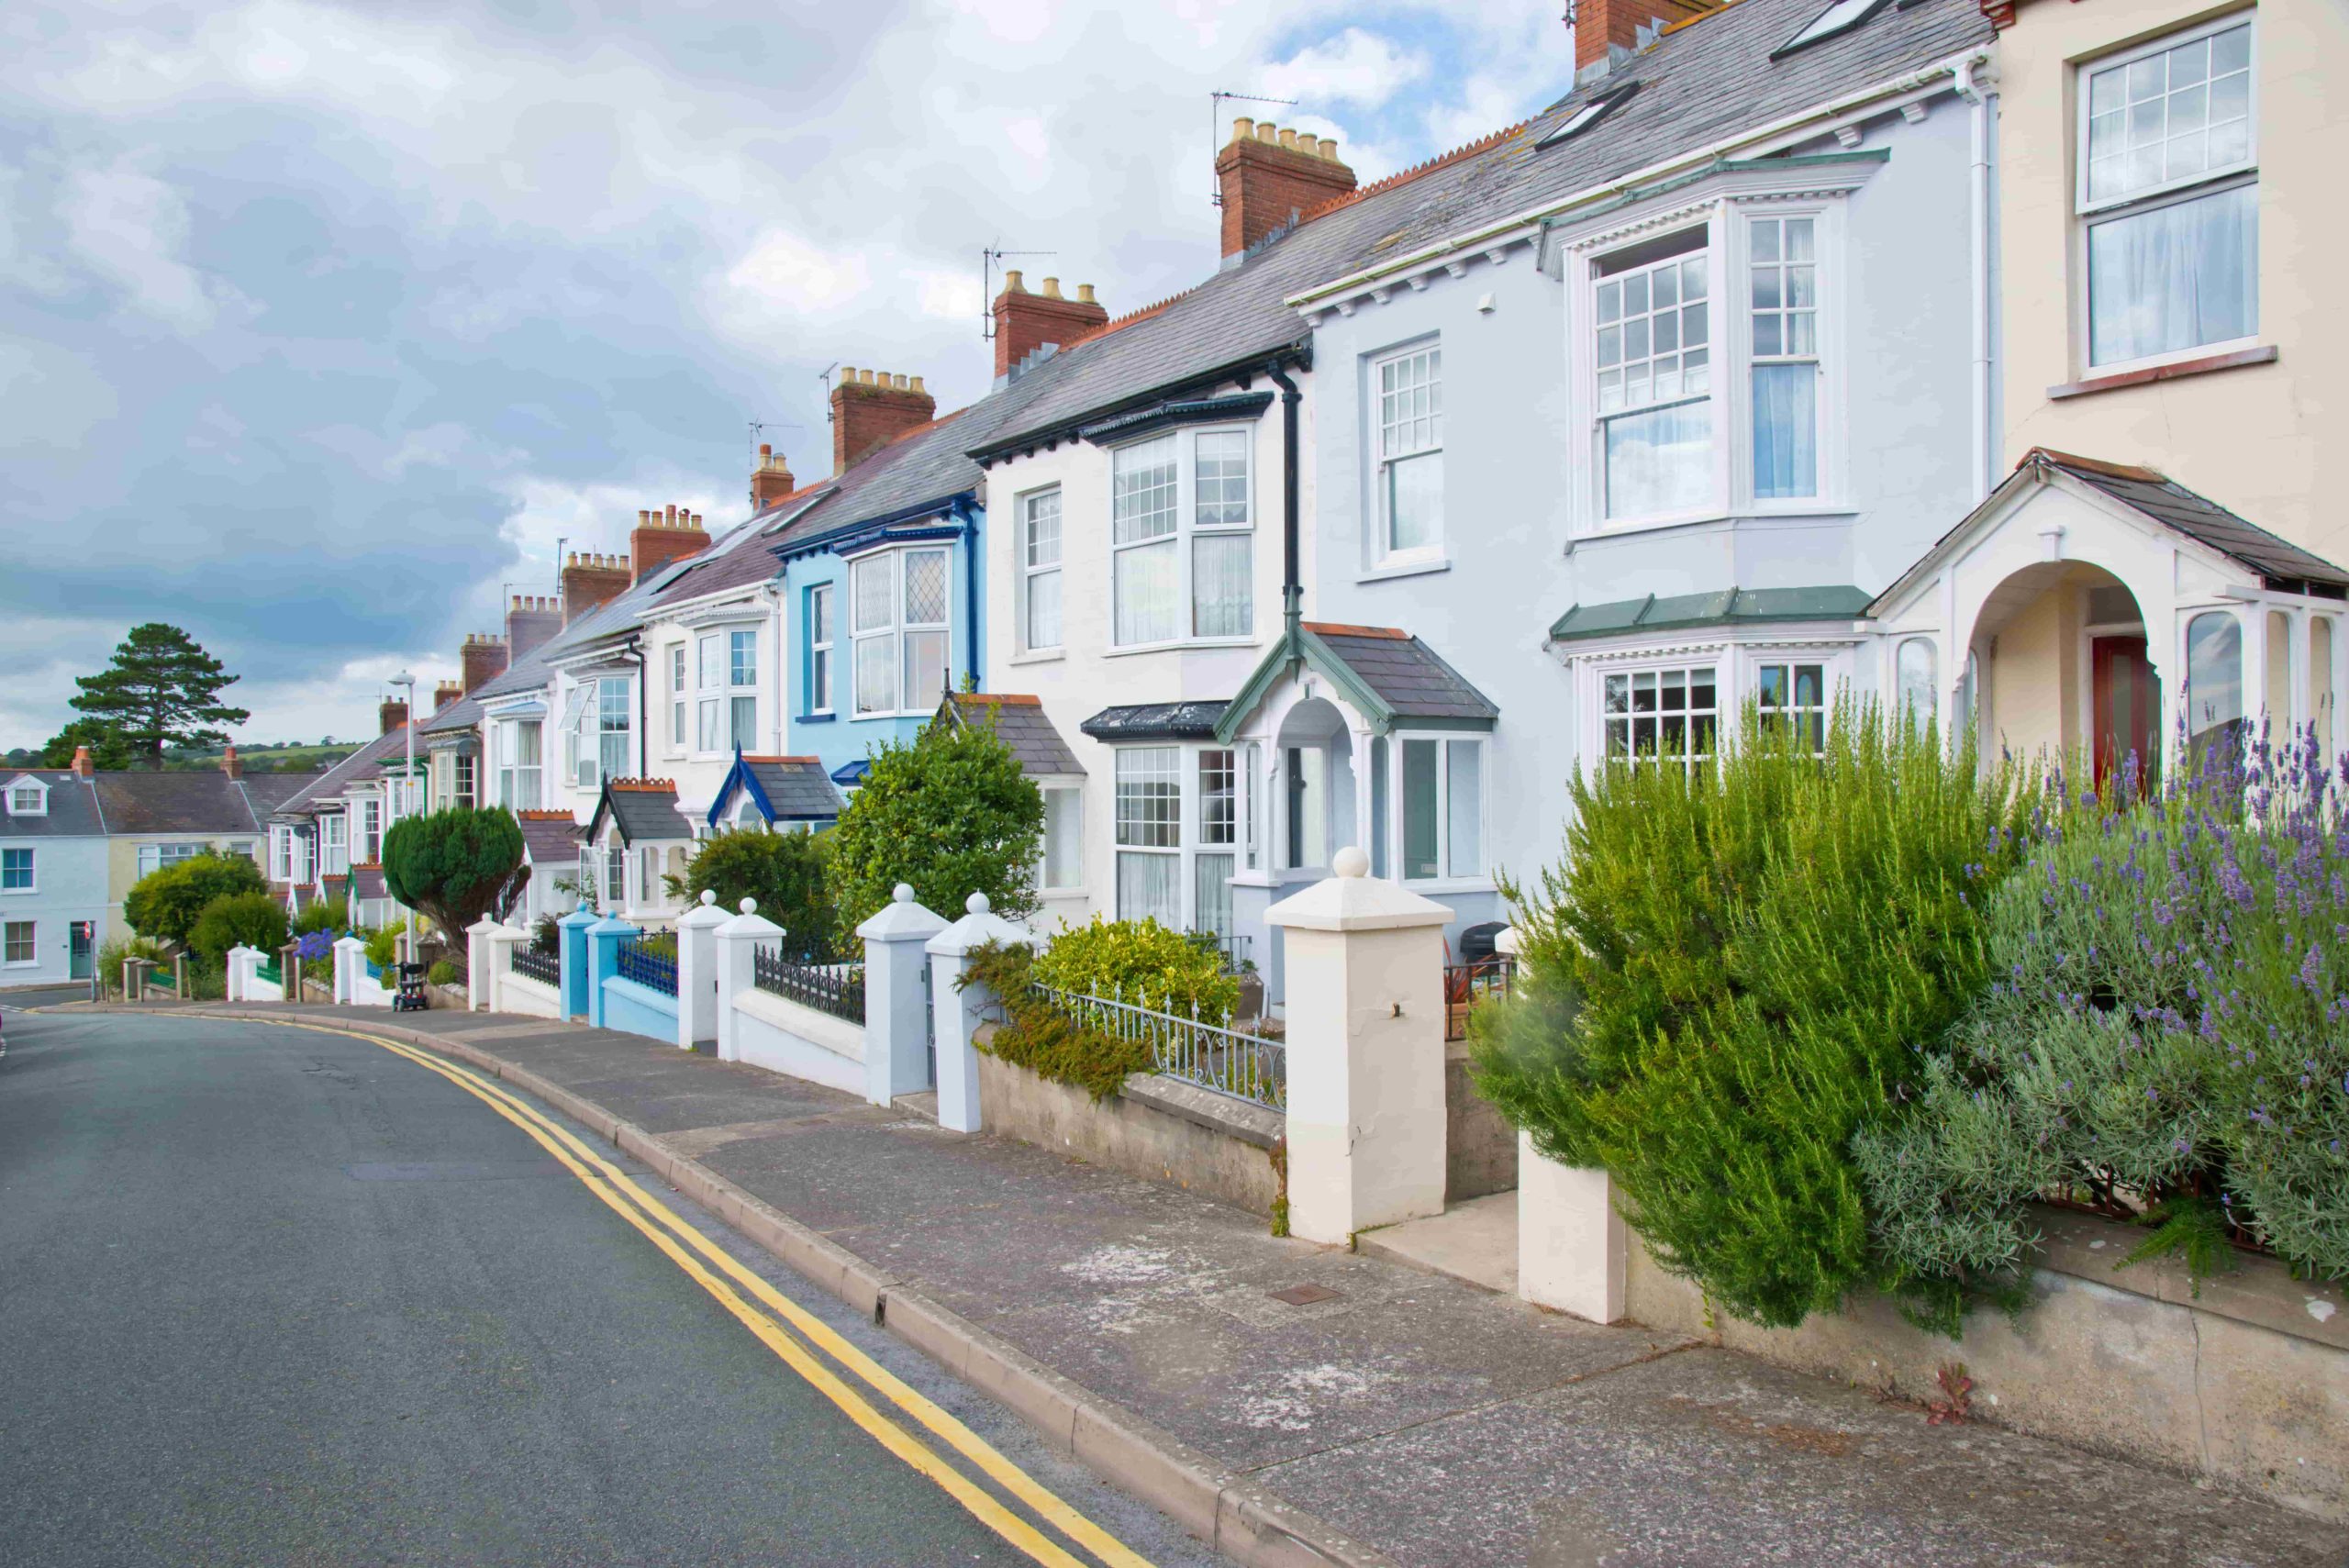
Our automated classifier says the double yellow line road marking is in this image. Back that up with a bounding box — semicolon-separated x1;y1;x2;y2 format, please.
279;1020;1155;1568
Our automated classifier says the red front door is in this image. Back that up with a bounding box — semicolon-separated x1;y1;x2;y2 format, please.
2092;636;2159;796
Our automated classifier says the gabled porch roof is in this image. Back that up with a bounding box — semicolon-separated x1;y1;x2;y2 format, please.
1213;621;1497;743
584;777;693;847
705;751;845;830
936;694;1085;776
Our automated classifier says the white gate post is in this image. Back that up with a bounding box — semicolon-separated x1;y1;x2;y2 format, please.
465;917;502;1012
856;884;948;1109
332;935;365;1005
674;890;730;1050
713;898;783;1064
1265;846;1453;1245
926;893;1032;1134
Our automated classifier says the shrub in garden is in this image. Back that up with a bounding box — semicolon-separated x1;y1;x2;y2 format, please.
671;828;838;954
95;935;170;992
1472;705;2041;1329
826;717;1043;942
963;940;1153;1101
125;851;266;944
426;960;458;986
1030;916;1241;1022
364;927;401;970
188;891;289;962
382;806;526;941
291;897;351;937
1856;726;2349;1319
532;914;562;954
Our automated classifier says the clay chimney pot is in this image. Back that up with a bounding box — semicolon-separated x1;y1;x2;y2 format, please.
1041;276;1063;299
1230;116;1254;143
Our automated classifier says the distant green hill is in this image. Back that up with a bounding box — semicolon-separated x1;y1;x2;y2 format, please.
160;742;360;773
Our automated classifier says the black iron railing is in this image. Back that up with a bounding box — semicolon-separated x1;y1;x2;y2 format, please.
752;945;864;1024
513;945;560;987
1443;956;1515;1042
617;934;678;995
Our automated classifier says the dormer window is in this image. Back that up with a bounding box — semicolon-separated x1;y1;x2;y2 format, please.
6;778;47;817
1773;0;1893;59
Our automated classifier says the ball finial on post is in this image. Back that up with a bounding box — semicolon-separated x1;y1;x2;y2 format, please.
1333;845;1370;879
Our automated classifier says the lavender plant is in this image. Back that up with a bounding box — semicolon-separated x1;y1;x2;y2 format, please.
1857;719;2349;1326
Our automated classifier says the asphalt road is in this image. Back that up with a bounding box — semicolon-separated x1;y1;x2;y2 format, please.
0;1007;1217;1567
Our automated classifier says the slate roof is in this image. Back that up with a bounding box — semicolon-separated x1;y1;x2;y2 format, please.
1548;585;1875;641
708;755;845;828
1305;624;1500;722
587;780;694;846
1080;701;1231;741
969;0;1991;458
239;772;328;815
0;772;106;839
516;810;585;866
274;726;415;817
350;866;388;901
91;772;289;837
417;693;482;738
936;694;1085;776
2029;450;2349;595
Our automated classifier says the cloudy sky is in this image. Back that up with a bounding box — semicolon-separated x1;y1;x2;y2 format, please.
0;0;1574;749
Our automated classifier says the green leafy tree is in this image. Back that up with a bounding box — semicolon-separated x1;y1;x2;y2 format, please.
381;806;526;943
39;717;137;771
125;851;268;945
825;717;1043;942
1471;706;2041;1330
669;829;839;955
188;891;289;963
69;623;250;770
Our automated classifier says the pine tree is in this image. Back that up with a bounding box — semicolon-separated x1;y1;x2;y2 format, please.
68;624;250;770
39;717;138;771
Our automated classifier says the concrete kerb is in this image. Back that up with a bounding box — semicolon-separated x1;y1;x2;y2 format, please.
160;1006;1389;1568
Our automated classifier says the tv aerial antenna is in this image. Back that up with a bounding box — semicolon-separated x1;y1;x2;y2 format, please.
981;244;1057;340
1208;90;1299;205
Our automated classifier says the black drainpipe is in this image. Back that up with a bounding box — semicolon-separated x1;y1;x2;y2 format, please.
1264;358;1303;655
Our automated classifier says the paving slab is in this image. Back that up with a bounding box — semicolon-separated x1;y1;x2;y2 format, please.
1357;1191;1519;1295
194;1006;2343;1568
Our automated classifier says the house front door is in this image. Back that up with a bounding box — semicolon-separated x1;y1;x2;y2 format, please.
68;921;93;980
2092;635;2159;794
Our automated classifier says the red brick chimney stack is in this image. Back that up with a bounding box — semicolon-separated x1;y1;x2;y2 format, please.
219;745;242;780
830;367;937;475
1575;0;1719;76
70;744;94;778
433;680;462;712
751;444;797;510
561;551;633;626
460;632;509;694
506;595;562;662
629;505;708;585
1215;119;1357;260
991;273;1110;380
379;699;408;736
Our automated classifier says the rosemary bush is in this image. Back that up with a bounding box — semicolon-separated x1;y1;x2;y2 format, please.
1858;726;2349;1316
1473;705;2040;1329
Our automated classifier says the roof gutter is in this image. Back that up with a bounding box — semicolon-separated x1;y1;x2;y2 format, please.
967;339;1312;465
1286;47;1991;308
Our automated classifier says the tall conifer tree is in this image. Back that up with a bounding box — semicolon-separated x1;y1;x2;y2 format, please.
69;623;250;769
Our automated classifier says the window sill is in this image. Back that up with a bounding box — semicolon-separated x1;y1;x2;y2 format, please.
1103;637;1263;659
1038;886;1087;899
1008;648;1066;665
1402;877;1498;897
1358;557;1452;584
2049;344;2277;400
796;712;838;724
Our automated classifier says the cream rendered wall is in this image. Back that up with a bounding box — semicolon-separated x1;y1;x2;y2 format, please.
1985;574;2084;760
1998;0;2349;567
103;835;260;943
978;370;1314;932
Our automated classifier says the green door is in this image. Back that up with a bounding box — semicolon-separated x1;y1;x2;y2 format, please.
68;921;93;980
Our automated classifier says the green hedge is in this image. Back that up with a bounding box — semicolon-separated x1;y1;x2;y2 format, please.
963;940;1152;1102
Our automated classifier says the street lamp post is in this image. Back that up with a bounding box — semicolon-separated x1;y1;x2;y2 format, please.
392;672;417;965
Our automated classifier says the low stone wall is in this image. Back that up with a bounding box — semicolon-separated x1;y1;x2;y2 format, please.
974;1044;1283;1218
1624;1206;2349;1521
729;986;863;1096
1444;1042;1516;1202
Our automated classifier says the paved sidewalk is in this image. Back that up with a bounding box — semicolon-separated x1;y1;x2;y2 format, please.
177;1004;2336;1567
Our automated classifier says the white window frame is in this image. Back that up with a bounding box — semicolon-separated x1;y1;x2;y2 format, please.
322;816;347;877
357;797;383;863
3;918;34;967
1;845;34;894
728;628;759;753
498;718;542;809
807;583;835;715
1019;486;1063;654
1107;743;1253;930
2072;14;2260;376
850;547;952;717
269;828;290;884
696;632;724;755
1040;783;1082;892
1371;343;1443;568
6;781;46;817
1598;660;1722;775
1112;745;1183;927
668;644;688;756
1109;427;1258;651
1752;657;1831;756
453;752;477;808
596;675;632;786
1746;212;1821;504
1392;734;1488;887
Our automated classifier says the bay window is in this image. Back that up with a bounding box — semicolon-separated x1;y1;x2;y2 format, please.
1111;428;1254;647
1194;749;1237;938
852;549;951;716
1374;345;1442;562
1398;737;1484;882
1748;215;1818;499
1022;488;1063;651
695;628;758;752
1603;666;1719;773
669;645;687;753
454;753;476;808
1041;784;1082;891
562;676;631;788
358;797;383;862
1113;746;1181;926
1598;228;1712;520
322;816;347;876
1754;661;1828;753
807;584;834;715
2079;18;2256;369
498;720;541;807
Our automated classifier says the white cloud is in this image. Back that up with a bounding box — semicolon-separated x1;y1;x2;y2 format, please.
58;159;244;332
1265;27;1431;107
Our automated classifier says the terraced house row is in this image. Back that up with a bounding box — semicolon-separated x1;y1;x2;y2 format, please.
261;0;2346;1018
